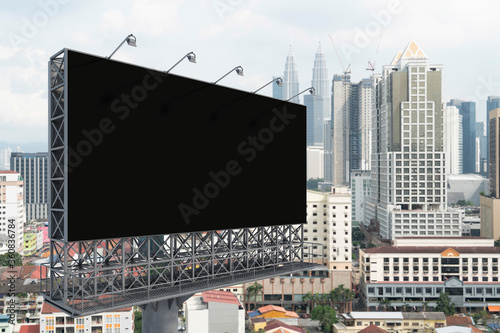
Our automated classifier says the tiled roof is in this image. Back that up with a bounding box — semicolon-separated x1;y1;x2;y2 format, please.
446;315;474;326
0;170;18;174
358;324;389;333
264;319;304;333
202;290;240;306
19;324;40;333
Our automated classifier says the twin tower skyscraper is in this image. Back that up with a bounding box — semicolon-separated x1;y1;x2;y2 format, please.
274;43;374;186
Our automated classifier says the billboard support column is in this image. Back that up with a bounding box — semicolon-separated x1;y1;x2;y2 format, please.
140;295;192;333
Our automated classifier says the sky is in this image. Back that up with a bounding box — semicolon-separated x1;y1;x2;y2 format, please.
1;0;499;143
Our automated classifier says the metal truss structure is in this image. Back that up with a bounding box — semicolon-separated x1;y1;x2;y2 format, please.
43;49;320;317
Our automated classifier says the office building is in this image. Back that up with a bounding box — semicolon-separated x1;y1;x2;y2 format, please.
365;40;461;240
447;99;476;174
10;152;48;221
305;43;329;146
475;122;487;175
351;170;371;227
444;105;463;175
0;171;25;253
480;108;500;240
282;45;299;103
359;237;500;312
486;96;500;175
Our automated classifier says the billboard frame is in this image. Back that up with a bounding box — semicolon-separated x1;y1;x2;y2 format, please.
44;49;319;317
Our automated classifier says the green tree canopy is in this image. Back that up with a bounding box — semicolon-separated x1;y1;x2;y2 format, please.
434;292;455;316
0;252;22;267
307;178;323;190
311;305;338;333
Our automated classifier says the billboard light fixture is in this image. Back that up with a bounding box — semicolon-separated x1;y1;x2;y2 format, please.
287;87;315;102
107;34;137;59
166;52;197;73
253;77;283;94
213;66;244;84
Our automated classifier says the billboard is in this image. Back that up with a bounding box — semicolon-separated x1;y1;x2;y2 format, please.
59;50;305;241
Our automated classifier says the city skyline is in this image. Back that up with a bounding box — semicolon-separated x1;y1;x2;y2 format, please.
1;1;500;142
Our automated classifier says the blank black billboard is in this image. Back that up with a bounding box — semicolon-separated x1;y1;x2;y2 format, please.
64;50;305;241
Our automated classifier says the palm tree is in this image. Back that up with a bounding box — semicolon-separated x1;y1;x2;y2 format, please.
402;302;411;312
378;299;392;311
303;292;313;314
311;292;323;310
421;301;429;312
246;282;263;311
330;284;355;313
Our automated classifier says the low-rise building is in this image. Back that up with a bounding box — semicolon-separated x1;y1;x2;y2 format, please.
359;237;500;312
185;290;244;333
334;311;446;333
243;268;352;312
39;302;134;333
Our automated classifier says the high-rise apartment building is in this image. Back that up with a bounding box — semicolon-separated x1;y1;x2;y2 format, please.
0;171;25;253
305;43;329;146
351;170;371;227
282;46;299;103
306;187;352;271
444;105;463;175
324;74;375;186
10;152;48;221
365;40;461;240
480;108;500;240
447;99;476;174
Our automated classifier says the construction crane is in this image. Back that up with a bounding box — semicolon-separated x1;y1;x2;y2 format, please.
328;34;351;77
366;31;382;72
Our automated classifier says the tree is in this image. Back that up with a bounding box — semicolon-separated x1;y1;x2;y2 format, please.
434;292;455;316
311;305;338;333
133;307;142;333
246;282;264;311
330;284;355;313
303;292;314;313
495;238;500;247
378;299;392;311
307;178;323;190
0;252;22;267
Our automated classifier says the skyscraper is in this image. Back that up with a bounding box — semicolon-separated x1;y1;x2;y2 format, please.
365;40;461;240
486;96;500;176
444;105;463;175
10;152;48;221
327;74;354;186
305;43;329;146
448;99;476;174
282;45;299;103
480;108;500;240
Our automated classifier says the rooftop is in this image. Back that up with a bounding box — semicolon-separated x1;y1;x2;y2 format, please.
358;324;389;333
201;290;241;306
363;246;500;254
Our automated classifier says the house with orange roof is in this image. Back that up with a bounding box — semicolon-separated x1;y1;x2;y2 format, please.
248;305;299;325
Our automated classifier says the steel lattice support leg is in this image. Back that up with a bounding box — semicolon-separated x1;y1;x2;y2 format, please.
139;295;192;333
